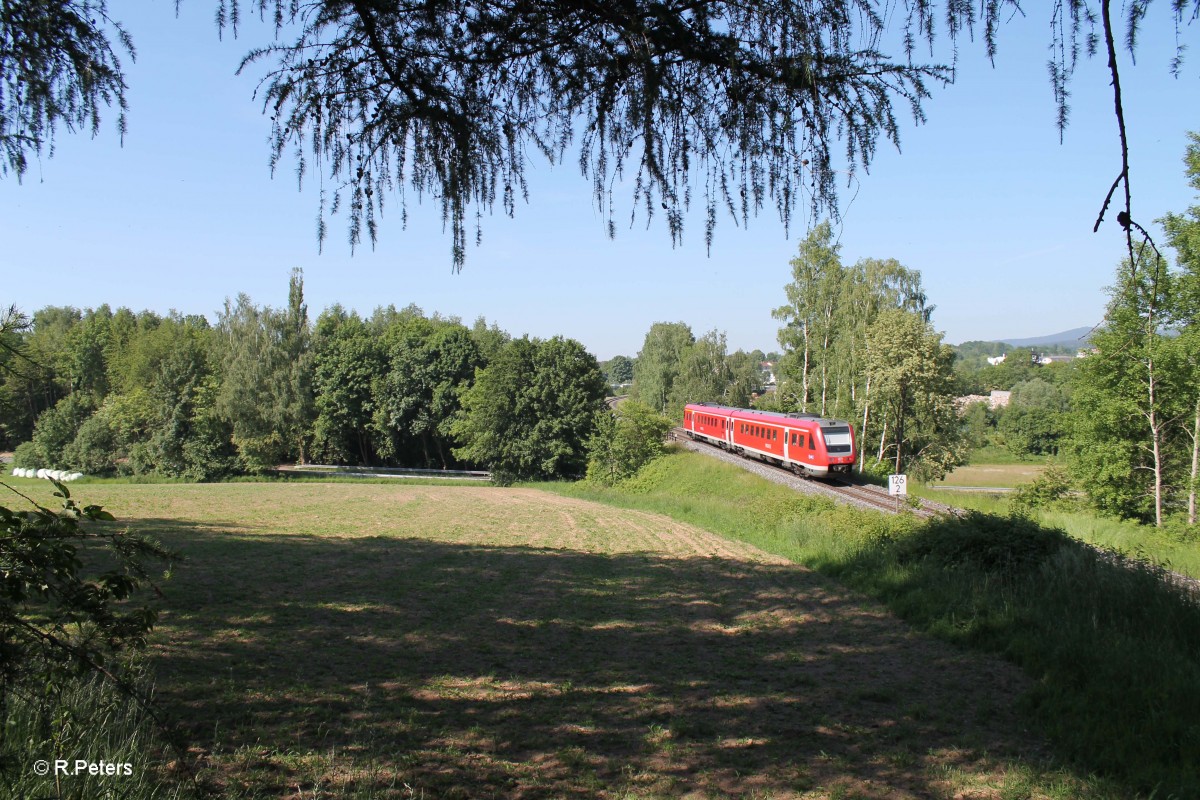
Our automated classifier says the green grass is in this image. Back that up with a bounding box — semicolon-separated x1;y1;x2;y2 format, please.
1;667;192;800
545;451;1200;798
4;475;1112;799
967;446;1052;466
911;483;1200;581
9;466;1198;797
929;462;1048;488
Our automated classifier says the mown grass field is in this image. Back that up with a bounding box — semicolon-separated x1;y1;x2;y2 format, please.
546;452;1200;798
927;462;1046;489
5;475;1099;800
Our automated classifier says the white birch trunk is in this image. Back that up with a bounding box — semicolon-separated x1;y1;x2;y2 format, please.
1190;397;1199;526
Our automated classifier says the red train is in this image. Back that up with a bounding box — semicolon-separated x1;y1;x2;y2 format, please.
682;402;857;478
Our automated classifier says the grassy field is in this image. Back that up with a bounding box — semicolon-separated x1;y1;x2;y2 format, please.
5;476;1094;800
546;453;1200;798
927;462;1046;489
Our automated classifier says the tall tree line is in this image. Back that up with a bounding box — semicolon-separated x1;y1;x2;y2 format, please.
771;223;960;479
631;323;764;420
2;272;605;481
1070;132;1200;527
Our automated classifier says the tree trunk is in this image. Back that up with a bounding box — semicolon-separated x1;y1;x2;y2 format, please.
1190;396;1200;526
801;321;810;412
1145;265;1164;528
893;393;905;476
820;328;831;416
877;418;887;463
859;374;871;472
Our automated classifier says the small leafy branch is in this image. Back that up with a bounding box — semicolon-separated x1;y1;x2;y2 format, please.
0;479;174;713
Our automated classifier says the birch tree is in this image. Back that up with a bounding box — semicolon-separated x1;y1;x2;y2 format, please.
773;222;842;413
863;309;962;479
1162;131;1200;524
1069;256;1184;526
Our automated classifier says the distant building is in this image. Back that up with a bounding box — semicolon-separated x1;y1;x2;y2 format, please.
954;394;989;411
956;390;1012;411
986;354;1006;366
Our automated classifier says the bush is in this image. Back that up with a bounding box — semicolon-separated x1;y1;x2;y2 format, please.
0;484;173;706
29;393;97;468
11;440;40;469
586;401;672;486
894;510;1071;579
1009;464;1074;511
63;411;122;474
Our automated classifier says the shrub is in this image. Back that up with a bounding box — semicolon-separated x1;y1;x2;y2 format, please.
0;484;173;706
894;510;1072;579
63;411;122;474
29;392;97;468
586;401;672;486
1009;464;1074;511
11;440;39;469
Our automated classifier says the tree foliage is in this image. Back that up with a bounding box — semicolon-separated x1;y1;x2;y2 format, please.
372;316;482;468
864;308;963;480
3;276;557;480
214;269;314;472
310;306;384;465
453;336;607;483
9;2;1198;265
603;355;635;386
632;322;695;415
0;0;133;180
0;481;171;709
586;400;672;486
1071;135;1200;526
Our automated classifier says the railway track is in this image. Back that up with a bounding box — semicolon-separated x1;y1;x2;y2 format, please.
669;427;953;518
670;428;1200;599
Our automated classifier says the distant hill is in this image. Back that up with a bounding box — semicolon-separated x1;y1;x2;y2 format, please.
996;326;1094;349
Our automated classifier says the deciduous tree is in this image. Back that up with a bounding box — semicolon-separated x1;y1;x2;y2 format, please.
863;308;963;479
632;322;694;415
9;2;1197;266
586;400;672;486
453;336;606;483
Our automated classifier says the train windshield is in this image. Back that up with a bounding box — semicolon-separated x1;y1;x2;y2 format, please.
821;425;853;454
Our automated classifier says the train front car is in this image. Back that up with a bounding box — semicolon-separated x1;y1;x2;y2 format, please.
814;420;857;475
726;407;857;479
684;403;857;479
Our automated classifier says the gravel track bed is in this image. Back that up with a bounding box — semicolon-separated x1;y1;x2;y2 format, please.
673;435;916;514
674;433;1200;600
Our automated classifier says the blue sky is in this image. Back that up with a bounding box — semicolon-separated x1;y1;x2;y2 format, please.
3;3;1198;360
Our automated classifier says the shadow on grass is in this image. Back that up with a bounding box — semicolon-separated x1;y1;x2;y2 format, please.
830;511;1200;798
142;517;1045;799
